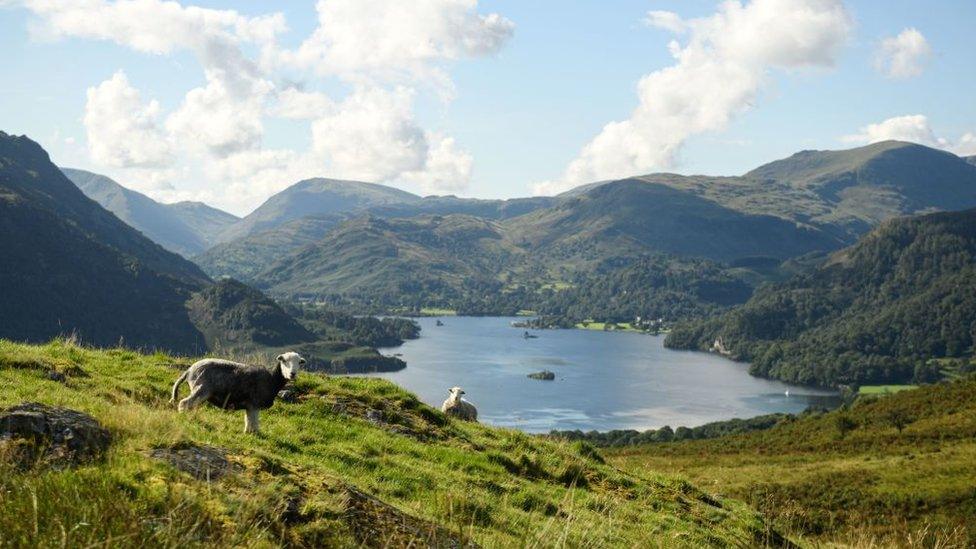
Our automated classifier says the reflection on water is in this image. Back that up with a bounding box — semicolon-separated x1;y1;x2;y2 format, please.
374;317;840;433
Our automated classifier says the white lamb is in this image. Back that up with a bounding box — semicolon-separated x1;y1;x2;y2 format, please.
441;386;478;422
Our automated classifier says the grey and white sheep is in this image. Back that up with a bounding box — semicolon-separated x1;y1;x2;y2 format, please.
441;386;477;421
170;351;306;434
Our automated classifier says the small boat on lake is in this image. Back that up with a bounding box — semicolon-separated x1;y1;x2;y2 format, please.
436;320;444;326
523;331;538;339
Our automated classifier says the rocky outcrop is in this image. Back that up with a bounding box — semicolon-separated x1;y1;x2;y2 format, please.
0;402;111;468
344;485;478;548
149;442;241;480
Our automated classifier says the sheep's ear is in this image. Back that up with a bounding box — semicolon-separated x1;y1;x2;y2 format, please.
276;354;284;362
299;358;307;365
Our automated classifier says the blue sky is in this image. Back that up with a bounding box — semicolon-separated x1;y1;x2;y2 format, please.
1;0;974;215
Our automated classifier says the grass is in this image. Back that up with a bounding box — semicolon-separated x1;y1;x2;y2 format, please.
0;339;783;548
606;378;976;548
858;385;919;395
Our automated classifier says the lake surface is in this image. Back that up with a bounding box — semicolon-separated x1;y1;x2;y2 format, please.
375;316;839;433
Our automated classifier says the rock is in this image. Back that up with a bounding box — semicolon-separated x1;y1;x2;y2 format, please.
46;370;67;383
277;389;298;403
149;442;241;481
0;402;111;468
365;409;384;424
527;370;555;381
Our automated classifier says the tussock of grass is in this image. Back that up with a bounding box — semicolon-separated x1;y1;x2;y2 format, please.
0;339;781;547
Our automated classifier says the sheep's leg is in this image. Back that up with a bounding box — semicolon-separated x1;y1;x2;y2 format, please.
178;386;210;412
244;408;260;434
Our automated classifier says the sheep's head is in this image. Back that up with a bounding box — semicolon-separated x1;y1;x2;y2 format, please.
448;386;465;399
277;351;306;381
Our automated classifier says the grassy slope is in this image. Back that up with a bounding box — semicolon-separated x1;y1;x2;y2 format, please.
0;340;781;548
607;378;976;547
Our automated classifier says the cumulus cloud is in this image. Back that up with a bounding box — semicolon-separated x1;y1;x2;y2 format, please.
270;0;514;87
535;0;853;195
842;114;976;156
404;135;474;194
311;86;429;182
10;0;509;213
83;71;172;169
875;28;931;79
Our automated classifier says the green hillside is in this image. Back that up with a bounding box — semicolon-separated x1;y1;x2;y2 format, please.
63;168;239;257
0;339;786;547
607;376;976;547
508;179;841;264
195;197;556;284
259;214;524;309
666;208;976;386
195;214;348;282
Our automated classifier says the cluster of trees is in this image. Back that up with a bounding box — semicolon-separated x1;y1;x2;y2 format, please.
666;209;976;386
550;412;800;447
284;303;420;347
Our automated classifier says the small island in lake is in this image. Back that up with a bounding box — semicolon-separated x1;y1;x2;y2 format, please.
527;370;555;380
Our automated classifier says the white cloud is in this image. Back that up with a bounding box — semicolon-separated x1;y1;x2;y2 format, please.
270;0;514;88
83;71;173;169
311;86;428;182
535;0;852;195
875;28;931;79
404;135;473;194
643;10;687;34
842;114;976;156
10;0;508;213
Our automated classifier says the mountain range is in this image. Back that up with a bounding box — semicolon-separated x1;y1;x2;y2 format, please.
188;140;976;319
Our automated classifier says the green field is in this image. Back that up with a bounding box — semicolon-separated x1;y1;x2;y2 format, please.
607;378;976;547
0;339;783;547
418;307;458;316
574;321;642;332
858;384;919;395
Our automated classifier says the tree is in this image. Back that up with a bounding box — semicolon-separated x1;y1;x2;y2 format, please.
883;408;913;434
834;414;857;439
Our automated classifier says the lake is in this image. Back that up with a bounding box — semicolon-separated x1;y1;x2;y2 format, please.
375;316;839;433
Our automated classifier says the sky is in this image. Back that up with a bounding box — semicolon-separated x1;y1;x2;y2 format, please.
1;0;974;216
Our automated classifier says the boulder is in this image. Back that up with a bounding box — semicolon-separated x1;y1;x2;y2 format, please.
0;402;111;467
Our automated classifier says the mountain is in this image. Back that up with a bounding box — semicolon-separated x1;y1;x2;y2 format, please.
216;177;421;243
508;179;842;264
197;189;556;281
63;168;239;257
0;132;209;352
665;208;976;386
965;155;976;167
258;214;523;308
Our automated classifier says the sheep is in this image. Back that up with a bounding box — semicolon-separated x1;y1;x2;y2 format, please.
170;351;306;434
440;386;478;422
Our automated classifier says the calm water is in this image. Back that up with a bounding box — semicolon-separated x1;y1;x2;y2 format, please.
374;317;839;433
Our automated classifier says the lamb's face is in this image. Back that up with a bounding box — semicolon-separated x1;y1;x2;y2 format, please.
449;386;465;398
277;351;306;381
